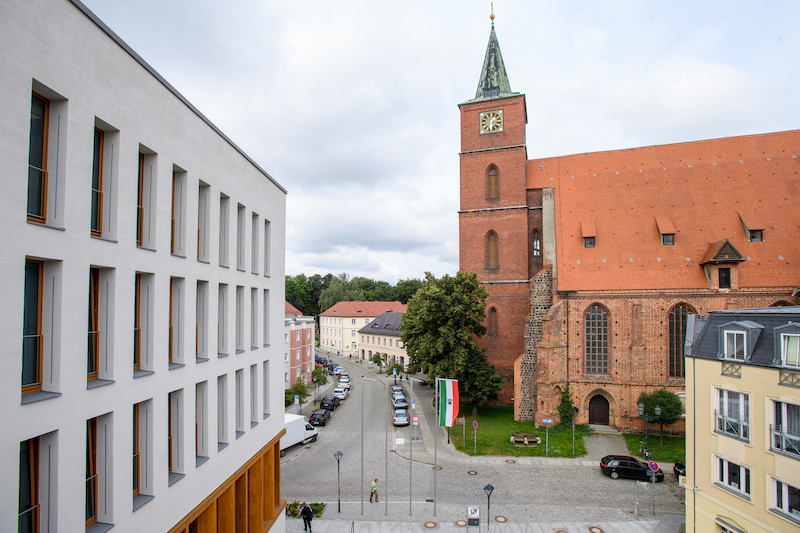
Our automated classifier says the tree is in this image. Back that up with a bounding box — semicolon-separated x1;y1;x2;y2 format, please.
311;366;328;387
556;384;577;427
395;278;424;304
400;271;503;416
318;273;365;312
637;388;684;445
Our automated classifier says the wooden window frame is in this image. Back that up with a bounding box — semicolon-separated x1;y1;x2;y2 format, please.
86;418;98;527
170;171;177;254
133;273;141;370
719;267;731;289
90;128;104;236
19;437;40;533
168;393;174;473
532;231;541;257
488;307;498;336
22;260;44;394
169;279;174;364
487;167;499;199
27;92;49;223
583;236;595;248
136;153;145;247
661;233;675;245
88;268;100;380
486;232;498;268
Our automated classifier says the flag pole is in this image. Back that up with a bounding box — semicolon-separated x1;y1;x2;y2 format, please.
434;376;439;517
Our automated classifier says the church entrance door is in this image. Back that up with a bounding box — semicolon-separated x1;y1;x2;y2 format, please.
588;394;610;425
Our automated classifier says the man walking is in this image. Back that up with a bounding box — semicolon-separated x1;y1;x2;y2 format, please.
300;502;313;532
369;478;379;503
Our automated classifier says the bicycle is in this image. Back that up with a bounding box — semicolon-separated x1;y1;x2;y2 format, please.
639;441;652;460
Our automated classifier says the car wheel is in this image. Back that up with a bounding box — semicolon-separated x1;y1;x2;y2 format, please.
610;471;619;479
311;435;317;442
280;449;286;457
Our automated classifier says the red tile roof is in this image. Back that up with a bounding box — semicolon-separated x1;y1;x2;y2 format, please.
285;302;302;316
528;130;800;291
319;301;407;317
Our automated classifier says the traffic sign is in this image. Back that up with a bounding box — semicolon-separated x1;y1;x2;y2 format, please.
473;420;478;429
648;461;659;471
294;394;299;405
542;418;553;424
412;399;415;410
412;416;419;426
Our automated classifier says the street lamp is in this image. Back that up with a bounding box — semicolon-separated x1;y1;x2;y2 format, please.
334;450;343;513
637;403;661;453
408;376;425;516
484;484;494;533
572;405;579;456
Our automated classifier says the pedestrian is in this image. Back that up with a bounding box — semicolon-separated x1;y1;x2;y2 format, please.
369;478;378;503
300;502;313;532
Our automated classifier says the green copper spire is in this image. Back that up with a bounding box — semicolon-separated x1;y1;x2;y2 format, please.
475;14;512;100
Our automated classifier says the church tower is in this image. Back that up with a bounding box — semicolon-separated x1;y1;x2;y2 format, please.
458;16;533;402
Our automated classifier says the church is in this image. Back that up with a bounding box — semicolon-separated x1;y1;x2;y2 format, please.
458;20;800;430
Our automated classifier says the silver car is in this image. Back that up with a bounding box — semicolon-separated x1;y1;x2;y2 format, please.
393;409;410;426
333;387;348;400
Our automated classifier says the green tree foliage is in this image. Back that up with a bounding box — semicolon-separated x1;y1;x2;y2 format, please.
285;273;422;316
400;271;503;416
318;273;366;312
556;384;577;427
394;278;424;304
637;388;684;445
311;365;328;387
284;380;309;407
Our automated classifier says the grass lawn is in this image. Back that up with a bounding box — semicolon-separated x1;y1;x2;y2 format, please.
450;406;590;457
621;433;686;463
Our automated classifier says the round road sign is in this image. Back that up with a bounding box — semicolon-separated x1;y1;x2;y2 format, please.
648;461;659;471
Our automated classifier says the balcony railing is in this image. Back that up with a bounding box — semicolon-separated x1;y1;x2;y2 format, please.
88;330;99;377
133;452;140;494
86;474;97;523
27;166;47;220
90;188;102;234
715;409;749;440
133;327;141;369
22;334;43;389
771;424;800;458
18;503;39;533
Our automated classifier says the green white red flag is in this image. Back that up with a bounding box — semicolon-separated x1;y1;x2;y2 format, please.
438;379;459;427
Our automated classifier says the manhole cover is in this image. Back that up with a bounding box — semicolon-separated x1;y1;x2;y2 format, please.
455;520;467;527
495;516;507;523
467;470;478;475
505;459;516;463
424;521;437;529
588;528;604;533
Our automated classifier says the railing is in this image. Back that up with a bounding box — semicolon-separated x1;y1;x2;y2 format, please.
136;205;144;246
22;334;43;389
88;330;99;377
168;325;173;363
771;424;800;457
27;166;47;220
90;187;103;234
716;409;749;440
86;474;97;523
18;503;39;533
133;328;141;368
132;452;140;494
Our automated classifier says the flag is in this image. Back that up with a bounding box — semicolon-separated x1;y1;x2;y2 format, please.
438;379;459;427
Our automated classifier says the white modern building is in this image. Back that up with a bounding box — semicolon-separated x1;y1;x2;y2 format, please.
1;0;287;531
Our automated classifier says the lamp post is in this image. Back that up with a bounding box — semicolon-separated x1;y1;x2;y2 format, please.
484;484;494;533
572;406;579;456
637;403;661;453
409;376;424;516
334;450;343;513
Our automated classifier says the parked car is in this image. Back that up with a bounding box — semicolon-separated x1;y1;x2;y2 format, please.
309;409;331;426
338;378;351;390
333;387;349;400
600;455;664;482
339;374;350;383
673;462;686;477
320;395;341;411
393;409;410;426
390;385;404;395
392;396;408;409
332;366;344;375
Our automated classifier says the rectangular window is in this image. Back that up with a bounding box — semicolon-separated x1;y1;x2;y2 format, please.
716;457;750;497
235;369;244;438
86;418;98;526
136;147;158;250
132;399;153;508
251;288;258;349
218;284;228;356
724;331;745;360
749;229;763;242
773;478;800;520
196;281;208;360
90;129;104;236
583;236;595;248
27;93;49;223
716;389;749;440
132;404;140;497
168;390;184;484
169;278;184;367
661;233;675;245
217;375;228;448
219;194;230;267
171;168;187;256
19;437;40;533
236;204;246;271
719;267;731;289
235;286;244;353
782;334;800;368
88;268;100;380
263;289;270;347
250;365;258;427
197;181;210;262
23;260;43;393
133;273;141;371
262;361;270;419
196;382;208;461
772;401;800;457
134;273;154;374
264;220;271;276
251;213;259;273
285;372;289;383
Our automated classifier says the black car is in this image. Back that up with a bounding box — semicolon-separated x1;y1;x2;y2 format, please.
320;395;341;411
600;455;664;482
309;409;331;426
673;462;686;477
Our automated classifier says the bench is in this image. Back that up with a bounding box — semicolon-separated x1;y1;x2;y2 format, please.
510;433;540;445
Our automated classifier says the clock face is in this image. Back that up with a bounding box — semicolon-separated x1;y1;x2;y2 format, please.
480;110;504;134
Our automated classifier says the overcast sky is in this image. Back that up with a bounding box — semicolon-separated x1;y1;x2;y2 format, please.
79;0;800;283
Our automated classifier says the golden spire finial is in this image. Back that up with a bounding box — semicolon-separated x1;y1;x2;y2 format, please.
490;3;495;23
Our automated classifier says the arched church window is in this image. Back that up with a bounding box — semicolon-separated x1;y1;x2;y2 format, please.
488;308;498;336
487;232;498;268
532;231;541;257
668;303;696;378
488;167;499;199
585;304;608;375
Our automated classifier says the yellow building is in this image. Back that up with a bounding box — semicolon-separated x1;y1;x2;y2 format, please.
358;312;408;370
319;300;406;357
685;306;800;532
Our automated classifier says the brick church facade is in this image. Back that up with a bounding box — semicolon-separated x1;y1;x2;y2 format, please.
459;22;800;430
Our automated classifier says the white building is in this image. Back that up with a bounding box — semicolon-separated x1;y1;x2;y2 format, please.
318;300;406;357
358;312;408;370
1;0;287;531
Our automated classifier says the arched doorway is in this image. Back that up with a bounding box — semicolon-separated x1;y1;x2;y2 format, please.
588;394;610;425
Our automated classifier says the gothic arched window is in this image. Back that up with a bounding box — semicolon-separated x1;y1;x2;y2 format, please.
585;304;609;375
488;167;499;199
488;308;498;336
532;231;541;257
487;232;498;268
668;303;696;377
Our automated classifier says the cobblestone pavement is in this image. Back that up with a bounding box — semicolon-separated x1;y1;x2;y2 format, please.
282;355;685;532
